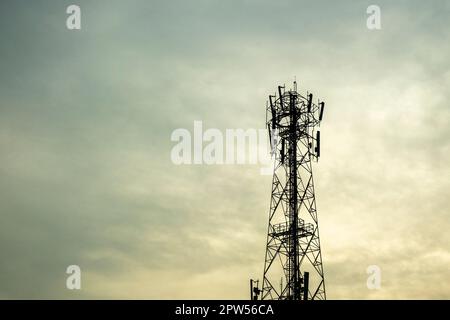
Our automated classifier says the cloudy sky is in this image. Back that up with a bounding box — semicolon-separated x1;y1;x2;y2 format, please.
0;0;449;299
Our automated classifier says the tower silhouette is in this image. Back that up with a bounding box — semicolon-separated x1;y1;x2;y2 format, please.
261;81;326;300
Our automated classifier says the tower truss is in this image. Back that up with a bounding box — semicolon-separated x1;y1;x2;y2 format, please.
261;81;326;300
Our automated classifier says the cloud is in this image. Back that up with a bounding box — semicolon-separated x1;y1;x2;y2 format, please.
0;0;448;299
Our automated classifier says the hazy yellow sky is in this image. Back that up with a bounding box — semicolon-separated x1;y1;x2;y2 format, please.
0;0;449;299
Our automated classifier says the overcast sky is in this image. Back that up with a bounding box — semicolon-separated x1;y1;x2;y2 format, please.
0;0;449;299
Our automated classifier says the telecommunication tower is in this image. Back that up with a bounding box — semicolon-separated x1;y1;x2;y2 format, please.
258;81;326;300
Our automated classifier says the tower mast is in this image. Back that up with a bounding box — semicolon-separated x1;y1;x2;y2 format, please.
261;81;326;300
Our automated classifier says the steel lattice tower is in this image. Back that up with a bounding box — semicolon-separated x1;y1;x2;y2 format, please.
261;81;326;300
